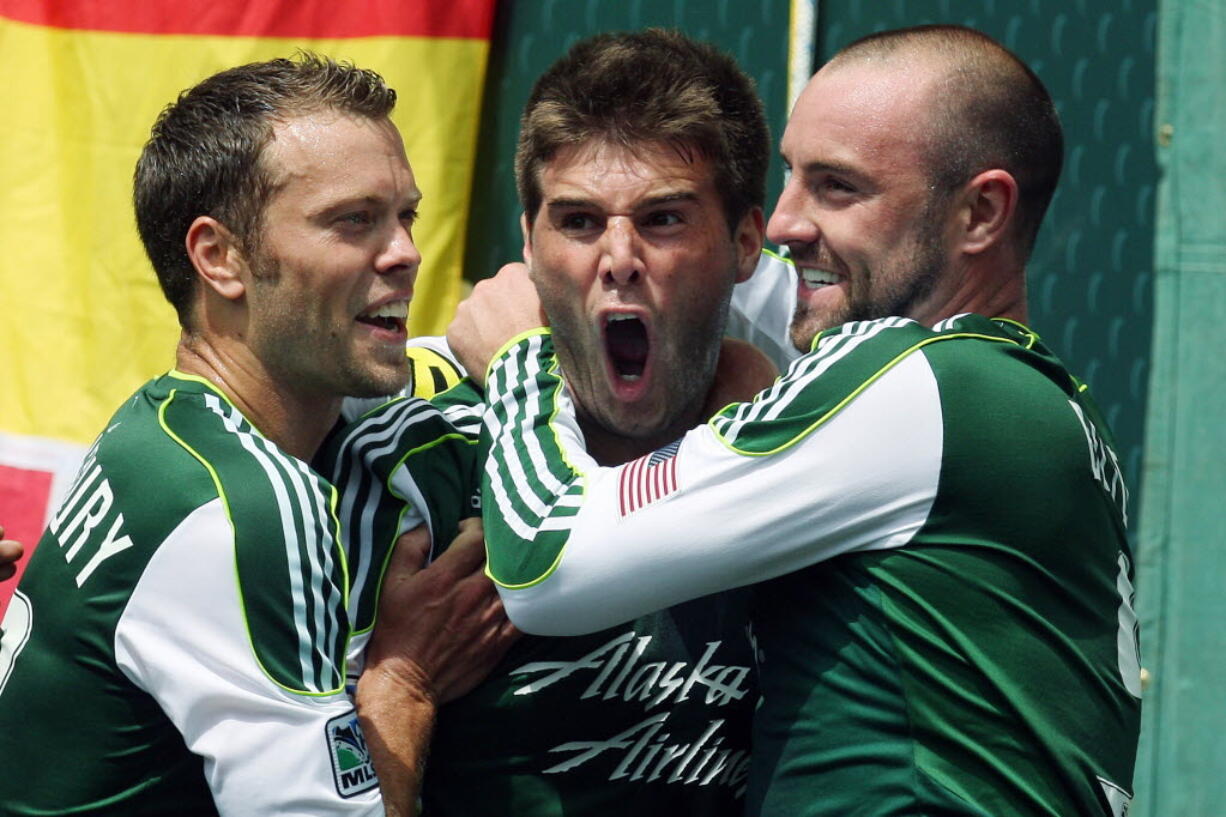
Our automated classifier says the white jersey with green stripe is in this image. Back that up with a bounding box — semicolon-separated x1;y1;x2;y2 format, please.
726;248;801;372
481;314;1141;817
0;372;383;816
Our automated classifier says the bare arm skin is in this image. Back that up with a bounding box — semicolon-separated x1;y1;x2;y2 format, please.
703;337;780;415
356;519;519;815
0;525;22;582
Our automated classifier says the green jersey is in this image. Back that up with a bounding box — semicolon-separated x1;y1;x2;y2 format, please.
333;339;756;816
480;315;1141;817
0;372;383;815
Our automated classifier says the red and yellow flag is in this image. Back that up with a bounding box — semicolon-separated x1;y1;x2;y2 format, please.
0;0;495;596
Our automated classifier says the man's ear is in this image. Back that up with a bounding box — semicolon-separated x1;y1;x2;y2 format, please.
520;212;534;268
959;169;1018;256
185;216;247;301
733;206;766;283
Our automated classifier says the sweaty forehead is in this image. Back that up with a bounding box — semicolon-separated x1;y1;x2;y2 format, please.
262;113;416;198
782;60;938;167
541;139;715;202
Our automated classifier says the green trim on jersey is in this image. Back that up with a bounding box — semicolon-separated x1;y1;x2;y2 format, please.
759;246;793;266
159;376;350;695
711;317;1036;456
319;396;477;633
483;331;590;589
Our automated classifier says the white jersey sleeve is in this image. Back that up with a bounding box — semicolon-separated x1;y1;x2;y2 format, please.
115;500;383;814
727;250;802;372
481;323;942;635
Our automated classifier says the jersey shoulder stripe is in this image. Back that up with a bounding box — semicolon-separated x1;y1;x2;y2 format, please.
711;315;1024;455
430;380;485;438
321;396;478;632
483;331;588;588
159;379;349;695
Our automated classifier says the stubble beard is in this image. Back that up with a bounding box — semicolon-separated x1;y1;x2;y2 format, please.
247;253;408;401
545;292;727;447
788;224;945;351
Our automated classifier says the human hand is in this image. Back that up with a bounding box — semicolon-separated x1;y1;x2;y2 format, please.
0;525;23;582
447;262;548;387
363;518;519;704
702;338;780;416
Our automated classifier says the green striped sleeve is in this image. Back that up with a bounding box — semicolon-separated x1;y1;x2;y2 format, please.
161;390;349;695
482;331;587;587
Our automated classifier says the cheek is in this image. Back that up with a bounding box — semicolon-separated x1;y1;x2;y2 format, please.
534;249;597;304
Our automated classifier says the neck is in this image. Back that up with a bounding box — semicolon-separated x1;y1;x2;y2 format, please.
576;338;779;467
578;412;701;467
175;330;341;462
917;256;1029;327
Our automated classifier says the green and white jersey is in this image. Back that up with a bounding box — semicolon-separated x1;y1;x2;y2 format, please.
338;339;756;817
481;315;1141;817
726;249;801;372
322;392;480;676
0;372;382;816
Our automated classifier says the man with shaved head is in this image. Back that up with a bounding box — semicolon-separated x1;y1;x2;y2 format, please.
454;24;1141;817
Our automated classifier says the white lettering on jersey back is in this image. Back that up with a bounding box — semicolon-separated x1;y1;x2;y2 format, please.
48;467;133;587
1069;400;1129;526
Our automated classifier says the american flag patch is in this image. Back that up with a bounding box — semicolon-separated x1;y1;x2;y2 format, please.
618;441;681;517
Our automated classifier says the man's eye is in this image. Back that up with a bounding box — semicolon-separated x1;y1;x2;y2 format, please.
560;213;596;231
400;209;419;226
340;211;373;226
822;177;856;194
643;211;682;228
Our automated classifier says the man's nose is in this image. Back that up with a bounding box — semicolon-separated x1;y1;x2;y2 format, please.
766;179;819;249
377;221;422;281
599;217;643;286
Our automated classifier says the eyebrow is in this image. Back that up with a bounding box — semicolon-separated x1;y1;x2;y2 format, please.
312;191;422;220
785;157;861;179
544;191;700;211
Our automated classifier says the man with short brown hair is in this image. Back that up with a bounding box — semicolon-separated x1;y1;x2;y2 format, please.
0;54;513;816
336;29;781;816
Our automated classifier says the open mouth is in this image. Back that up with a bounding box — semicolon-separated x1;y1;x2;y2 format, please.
800;268;841;289
357;300;408;334
605;313;648;381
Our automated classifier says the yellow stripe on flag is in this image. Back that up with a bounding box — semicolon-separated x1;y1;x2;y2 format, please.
0;18;488;446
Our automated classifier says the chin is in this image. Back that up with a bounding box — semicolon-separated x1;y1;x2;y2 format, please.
345;366;409;399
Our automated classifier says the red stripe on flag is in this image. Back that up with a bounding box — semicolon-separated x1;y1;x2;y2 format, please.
0;463;52;619
617;451;680;517
0;0;495;40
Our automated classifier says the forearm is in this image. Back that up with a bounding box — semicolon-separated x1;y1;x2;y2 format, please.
482;331;943;634
355;665;437;817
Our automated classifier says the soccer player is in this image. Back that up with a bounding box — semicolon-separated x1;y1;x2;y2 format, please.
329;30;785;815
452;25;1142;817
0;55;514;816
